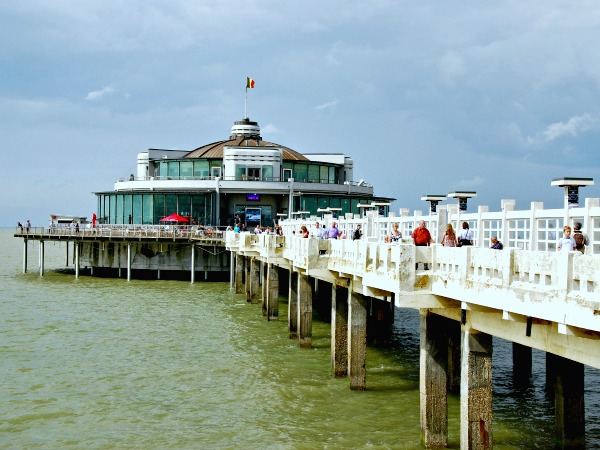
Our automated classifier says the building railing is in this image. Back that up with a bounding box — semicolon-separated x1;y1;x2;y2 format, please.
116;175;372;187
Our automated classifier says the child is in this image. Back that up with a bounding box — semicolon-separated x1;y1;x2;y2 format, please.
557;225;576;251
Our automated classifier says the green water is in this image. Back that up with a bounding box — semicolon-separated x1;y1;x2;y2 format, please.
1;229;598;449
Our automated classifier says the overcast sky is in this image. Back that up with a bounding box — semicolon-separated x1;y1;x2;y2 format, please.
2;1;600;227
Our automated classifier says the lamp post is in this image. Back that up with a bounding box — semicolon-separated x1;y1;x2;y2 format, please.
421;195;446;215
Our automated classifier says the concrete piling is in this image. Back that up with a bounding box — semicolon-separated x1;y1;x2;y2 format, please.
331;284;348;377
348;289;367;390
460;325;493;450
420;311;449;448
297;272;312;348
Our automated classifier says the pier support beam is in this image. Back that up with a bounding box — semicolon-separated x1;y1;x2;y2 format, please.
75;242;80;279
229;250;234;288
249;258;260;304
38;240;45;276
127;243;132;281
297;272;312;348
262;262;268;316
420;311;448;448
554;356;585;449
245;257;251;302
460;325;493;450
23;239;28;273
331;284;348;377
512;342;532;386
288;271;298;338
191;244;196;283
235;253;244;294
267;264;279;321
348;289;367;390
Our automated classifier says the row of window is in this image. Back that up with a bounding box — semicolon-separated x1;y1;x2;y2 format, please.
96;192;386;226
156;160;338;183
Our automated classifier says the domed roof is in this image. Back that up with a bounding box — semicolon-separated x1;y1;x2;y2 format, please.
184;118;309;161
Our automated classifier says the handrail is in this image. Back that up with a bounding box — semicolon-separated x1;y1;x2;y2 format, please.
115;175;372;187
14;224;228;241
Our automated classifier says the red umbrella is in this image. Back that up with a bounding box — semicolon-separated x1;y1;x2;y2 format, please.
159;213;190;223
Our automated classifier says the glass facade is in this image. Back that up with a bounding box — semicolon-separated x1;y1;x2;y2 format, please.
98;192;214;225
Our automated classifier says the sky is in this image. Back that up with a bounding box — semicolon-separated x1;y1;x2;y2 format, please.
2;1;600;227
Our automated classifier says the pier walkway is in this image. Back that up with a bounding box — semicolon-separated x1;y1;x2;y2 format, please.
227;195;600;449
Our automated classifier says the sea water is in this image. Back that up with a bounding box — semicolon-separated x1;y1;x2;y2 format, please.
1;229;599;449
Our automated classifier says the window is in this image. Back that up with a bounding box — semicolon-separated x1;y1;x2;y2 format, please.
247;167;261;180
211;166;222;178
294;164;307;182
167;161;179;178
320;166;329;183
308;165;320;183
194;161;209;178
283;169;292;181
180;161;193;179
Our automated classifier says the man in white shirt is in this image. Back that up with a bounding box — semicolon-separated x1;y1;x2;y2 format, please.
314;222;326;239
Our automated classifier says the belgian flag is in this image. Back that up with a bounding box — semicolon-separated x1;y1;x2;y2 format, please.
246;77;255;89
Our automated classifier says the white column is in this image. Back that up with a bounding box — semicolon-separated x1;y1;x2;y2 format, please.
191;245;196;284
127;243;131;281
75;242;80;279
39;240;45;276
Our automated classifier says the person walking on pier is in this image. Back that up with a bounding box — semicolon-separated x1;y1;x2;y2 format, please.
440;223;457;247
557;225;576;252
412;220;432;269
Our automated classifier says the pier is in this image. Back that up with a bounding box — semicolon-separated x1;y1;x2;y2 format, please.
226;190;600;449
13;180;600;448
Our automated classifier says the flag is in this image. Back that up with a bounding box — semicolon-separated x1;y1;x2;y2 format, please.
246;77;255;89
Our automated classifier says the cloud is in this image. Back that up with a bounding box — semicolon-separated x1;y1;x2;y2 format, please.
453;176;486;190
327;41;343;65
85;86;116;101
262;123;282;134
438;51;467;84
543;113;594;141
315;99;339;111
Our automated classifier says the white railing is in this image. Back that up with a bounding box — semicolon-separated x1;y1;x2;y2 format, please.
275;197;600;255
14;224;227;241
228;233;600;335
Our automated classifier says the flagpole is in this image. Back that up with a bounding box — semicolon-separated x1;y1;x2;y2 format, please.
244;86;248;119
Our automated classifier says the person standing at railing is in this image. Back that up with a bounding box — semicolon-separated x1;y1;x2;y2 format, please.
326;222;340;239
17;221;23;233
440;223;457;247
300;225;309;238
458;222;473;246
387;223;402;243
557;225;576;252
412;220;432;270
313;222;326;240
490;236;503;250
573;222;589;254
26;220;31;233
353;224;363;240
